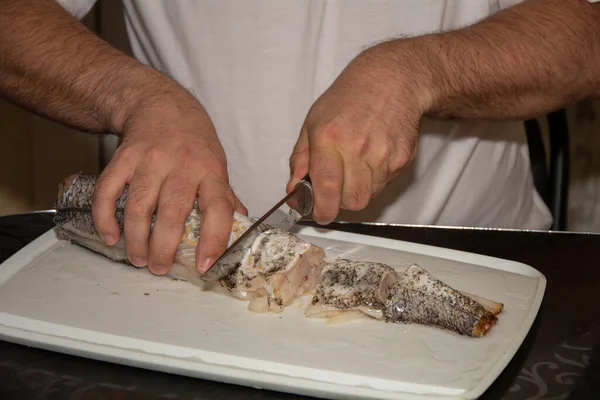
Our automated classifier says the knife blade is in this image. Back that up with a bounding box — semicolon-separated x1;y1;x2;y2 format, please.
199;174;313;282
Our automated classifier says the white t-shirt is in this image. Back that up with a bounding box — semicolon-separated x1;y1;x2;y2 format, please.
57;0;555;229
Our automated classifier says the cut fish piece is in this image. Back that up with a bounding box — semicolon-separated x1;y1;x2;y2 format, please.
385;264;498;338
221;229;326;313
305;258;398;321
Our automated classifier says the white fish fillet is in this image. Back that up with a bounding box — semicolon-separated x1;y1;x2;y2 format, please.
221;229;326;313
305;258;397;321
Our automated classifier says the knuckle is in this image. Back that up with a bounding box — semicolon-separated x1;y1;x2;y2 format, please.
110;144;128;161
161;186;193;215
344;187;370;211
200;147;228;172
289;149;308;170
198;188;236;220
112;143;138;165
395;146;412;169
174;146;194;170
310;153;342;186
350;132;369;157
214;188;236;208
126;186;154;218
93;176;114;203
159;205;188;228
317;121;343;143
310;151;329;175
145;146;167;164
223;189;236;205
320;177;341;194
176;145;194;160
377;144;392;164
368;144;392;173
158;193;192;228
202;194;235;214
152;245;175;263
389;137;414;172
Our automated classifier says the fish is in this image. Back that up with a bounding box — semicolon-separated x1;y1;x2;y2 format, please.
54;173;503;337
306;260;502;337
385;264;499;338
305;258;397;320
53;173;325;310
222;229;326;313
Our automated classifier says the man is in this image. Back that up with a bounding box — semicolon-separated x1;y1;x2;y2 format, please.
1;0;599;277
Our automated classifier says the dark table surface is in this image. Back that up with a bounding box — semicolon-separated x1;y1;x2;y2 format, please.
1;211;599;400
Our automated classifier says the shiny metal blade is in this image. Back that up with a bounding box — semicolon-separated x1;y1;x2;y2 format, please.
262;179;313;231
200;175;313;282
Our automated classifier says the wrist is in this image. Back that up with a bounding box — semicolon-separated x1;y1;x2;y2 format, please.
361;36;444;117
100;64;195;135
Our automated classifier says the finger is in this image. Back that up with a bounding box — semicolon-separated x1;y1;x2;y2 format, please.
309;138;344;225
92;158;133;246
368;154;393;197
368;133;417;197
340;158;373;211
147;176;197;275
366;140;393;197
195;177;236;273
234;195;248;216
123;170;163;268
287;125;310;194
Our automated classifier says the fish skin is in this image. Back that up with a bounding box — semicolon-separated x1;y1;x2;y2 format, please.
385;265;498;338
54;173;126;236
305;258;397;320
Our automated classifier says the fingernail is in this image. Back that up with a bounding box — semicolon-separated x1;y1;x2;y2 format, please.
149;264;168;275
104;234;117;245
316;217;334;226
130;256;147;267
198;257;215;274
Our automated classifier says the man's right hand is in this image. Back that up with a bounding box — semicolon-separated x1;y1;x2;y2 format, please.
0;0;245;276
92;92;247;276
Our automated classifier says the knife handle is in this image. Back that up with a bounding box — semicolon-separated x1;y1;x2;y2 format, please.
299;173;311;184
291;174;313;217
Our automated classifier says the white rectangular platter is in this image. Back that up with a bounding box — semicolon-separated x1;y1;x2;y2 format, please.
0;226;545;400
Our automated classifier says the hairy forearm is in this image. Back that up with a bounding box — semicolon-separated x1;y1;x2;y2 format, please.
0;0;176;134
383;0;600;120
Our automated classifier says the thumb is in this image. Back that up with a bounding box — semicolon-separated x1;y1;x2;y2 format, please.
287;124;310;194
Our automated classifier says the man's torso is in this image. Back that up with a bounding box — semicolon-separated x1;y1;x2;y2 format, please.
60;0;554;229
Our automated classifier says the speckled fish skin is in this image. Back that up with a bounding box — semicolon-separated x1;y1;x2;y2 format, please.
385;264;498;338
305;258;397;320
53;173;259;285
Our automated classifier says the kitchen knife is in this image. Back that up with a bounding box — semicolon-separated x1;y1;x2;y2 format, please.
199;174;313;282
